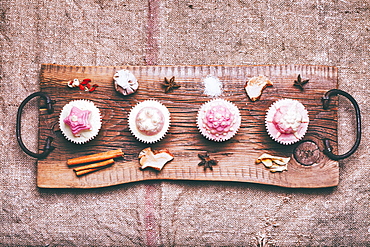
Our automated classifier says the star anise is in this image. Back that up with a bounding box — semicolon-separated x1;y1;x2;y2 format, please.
293;74;309;90
198;153;217;171
162;76;180;93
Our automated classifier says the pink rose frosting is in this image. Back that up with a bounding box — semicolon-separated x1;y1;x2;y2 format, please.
265;99;309;145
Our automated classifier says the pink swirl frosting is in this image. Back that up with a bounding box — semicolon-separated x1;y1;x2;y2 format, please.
63;106;92;136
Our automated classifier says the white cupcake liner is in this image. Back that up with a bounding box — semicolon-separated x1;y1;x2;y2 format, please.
59;99;102;144
128;100;171;143
265;98;309;145
197;98;241;142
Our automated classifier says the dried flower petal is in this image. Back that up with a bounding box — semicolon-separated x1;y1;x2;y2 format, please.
138;147;174;170
68;79;80;88
245;75;273;101
256;153;290;173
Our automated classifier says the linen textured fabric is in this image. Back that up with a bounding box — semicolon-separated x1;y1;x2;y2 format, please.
1;0;369;246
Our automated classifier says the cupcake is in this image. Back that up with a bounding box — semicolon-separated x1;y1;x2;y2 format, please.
265;98;309;145
128;100;170;143
197;99;241;142
59;100;102;144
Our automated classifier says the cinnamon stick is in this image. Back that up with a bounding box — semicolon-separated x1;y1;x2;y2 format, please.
73;158;115;172
74;167;103;176
67;149;123;166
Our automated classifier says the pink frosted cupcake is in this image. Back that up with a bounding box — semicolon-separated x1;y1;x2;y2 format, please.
59;100;102;144
197;99;241;142
265;99;309;145
128;100;170;143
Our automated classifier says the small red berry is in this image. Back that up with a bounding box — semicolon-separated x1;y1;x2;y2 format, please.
81;79;91;85
89;84;99;92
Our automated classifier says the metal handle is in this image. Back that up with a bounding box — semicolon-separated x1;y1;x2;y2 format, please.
321;89;361;160
16;92;55;159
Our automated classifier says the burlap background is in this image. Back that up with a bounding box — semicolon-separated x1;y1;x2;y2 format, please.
1;0;369;246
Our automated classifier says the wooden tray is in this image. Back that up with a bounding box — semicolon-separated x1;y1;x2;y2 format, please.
37;64;339;188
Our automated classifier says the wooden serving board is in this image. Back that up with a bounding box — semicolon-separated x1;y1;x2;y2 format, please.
37;64;339;188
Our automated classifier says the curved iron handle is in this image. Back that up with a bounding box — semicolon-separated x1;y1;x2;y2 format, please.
321;89;361;160
16;92;55;159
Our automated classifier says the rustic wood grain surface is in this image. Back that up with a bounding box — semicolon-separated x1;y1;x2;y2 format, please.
37;64;338;188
